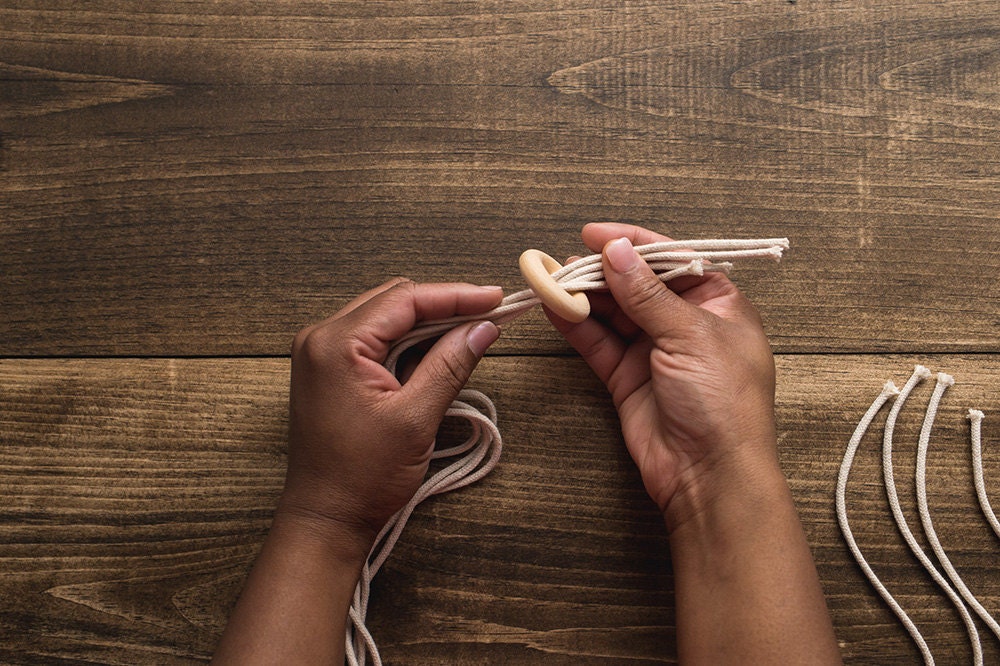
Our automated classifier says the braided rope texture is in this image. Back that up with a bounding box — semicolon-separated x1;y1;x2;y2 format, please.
838;367;1000;666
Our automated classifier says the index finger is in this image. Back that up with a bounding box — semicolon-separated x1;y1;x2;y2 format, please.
330;277;411;323
581;222;673;253
291;277;410;355
336;281;503;361
409;282;505;323
581;223;738;297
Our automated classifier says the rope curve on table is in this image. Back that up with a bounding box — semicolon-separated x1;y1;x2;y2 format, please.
970;410;1000;542
916;376;1000;648
882;367;982;666
838;367;1000;666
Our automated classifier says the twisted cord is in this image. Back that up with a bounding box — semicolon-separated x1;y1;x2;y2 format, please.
915;375;1000;647
840;371;1000;665
883;366;982;666
345;238;789;665
969;410;1000;541
834;381;937;663
385;239;788;369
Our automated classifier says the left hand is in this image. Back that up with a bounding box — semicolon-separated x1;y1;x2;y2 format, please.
279;278;503;552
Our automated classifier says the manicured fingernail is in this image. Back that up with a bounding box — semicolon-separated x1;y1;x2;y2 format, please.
605;237;636;272
466;321;500;357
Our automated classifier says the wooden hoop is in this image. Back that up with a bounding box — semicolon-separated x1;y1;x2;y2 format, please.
518;249;590;323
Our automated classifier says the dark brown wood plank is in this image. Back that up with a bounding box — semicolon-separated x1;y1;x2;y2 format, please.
2;355;999;664
2;2;999;355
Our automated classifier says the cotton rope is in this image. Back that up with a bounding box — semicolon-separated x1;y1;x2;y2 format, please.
835;380;936;663
839;367;1000;665
916;375;1000;648
969;410;1000;542
882;366;982;666
345;237;790;666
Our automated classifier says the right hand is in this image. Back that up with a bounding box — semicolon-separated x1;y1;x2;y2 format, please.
545;223;779;532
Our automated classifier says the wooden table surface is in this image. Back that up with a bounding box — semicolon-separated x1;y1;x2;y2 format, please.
2;1;999;663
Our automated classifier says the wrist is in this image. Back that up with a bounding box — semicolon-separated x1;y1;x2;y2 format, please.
273;494;378;569
214;498;375;664
664;438;842;665
661;437;786;536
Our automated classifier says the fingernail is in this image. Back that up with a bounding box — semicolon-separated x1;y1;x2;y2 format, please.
479;285;504;294
605;237;636;272
466;321;500;357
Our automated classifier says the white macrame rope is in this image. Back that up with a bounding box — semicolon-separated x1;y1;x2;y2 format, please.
384;238;789;370
835;380;936;663
915;375;1000;648
882;366;982;666
345;237;789;666
841;368;1000;665
969;410;1000;541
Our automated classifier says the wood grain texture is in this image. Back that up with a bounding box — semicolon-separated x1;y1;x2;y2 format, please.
2;355;999;664
3;2;1000;664
2;1;999;355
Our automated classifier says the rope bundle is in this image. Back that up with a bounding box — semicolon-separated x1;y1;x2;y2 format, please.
347;237;790;665
837;366;1000;666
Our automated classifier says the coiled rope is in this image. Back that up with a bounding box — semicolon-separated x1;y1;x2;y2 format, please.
346;237;790;666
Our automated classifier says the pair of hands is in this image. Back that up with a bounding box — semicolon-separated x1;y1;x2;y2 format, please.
216;223;842;665
279;222;778;544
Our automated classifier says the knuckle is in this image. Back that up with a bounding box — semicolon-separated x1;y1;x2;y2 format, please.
739;294;765;328
291;326;311;355
427;354;471;394
291;322;325;357
293;326;345;371
628;274;672;312
388;277;416;295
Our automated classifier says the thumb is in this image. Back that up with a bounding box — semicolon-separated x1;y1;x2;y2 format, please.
602;237;696;340
399;320;499;417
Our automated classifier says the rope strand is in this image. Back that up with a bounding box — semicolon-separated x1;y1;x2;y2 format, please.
840;370;1000;664
882;366;982;666
915;375;1000;647
834;380;937;664
969;410;1000;541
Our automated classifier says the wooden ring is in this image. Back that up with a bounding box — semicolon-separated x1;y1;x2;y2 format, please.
518;249;590;323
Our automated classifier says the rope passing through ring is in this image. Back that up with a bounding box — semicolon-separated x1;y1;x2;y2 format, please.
346;237;790;666
518;249;592;322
